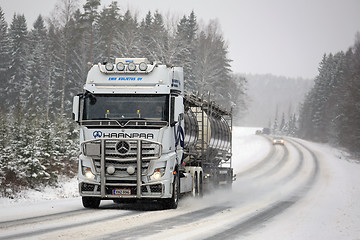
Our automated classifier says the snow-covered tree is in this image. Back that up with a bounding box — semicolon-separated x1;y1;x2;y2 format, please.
0;7;11;109
115;10;141;58
7;14;29;109
298;33;360;153
95;1;120;62
82;0;101;63
26;15;49;110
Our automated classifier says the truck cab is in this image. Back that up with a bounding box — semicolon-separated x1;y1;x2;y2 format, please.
73;58;185;208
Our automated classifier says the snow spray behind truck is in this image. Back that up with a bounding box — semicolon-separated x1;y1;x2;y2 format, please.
72;58;234;209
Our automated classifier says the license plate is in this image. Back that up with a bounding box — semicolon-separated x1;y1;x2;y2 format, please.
112;189;131;195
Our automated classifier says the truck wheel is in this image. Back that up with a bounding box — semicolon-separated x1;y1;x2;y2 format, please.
199;172;203;197
165;170;179;209
193;172;203;197
82;197;101;208
192;173;198;197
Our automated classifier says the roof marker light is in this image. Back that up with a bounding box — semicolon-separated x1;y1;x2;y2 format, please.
128;62;136;71
116;62;125;71
105;62;114;71
139;62;147;71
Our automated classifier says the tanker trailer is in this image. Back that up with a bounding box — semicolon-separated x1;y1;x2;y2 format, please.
181;93;233;194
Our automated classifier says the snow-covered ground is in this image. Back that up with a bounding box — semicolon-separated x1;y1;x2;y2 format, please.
1;127;360;239
0;127;266;206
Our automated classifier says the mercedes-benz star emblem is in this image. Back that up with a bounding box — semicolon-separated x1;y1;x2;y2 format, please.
116;141;130;154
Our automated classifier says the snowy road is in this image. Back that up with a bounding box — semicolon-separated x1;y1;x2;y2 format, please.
1;127;359;239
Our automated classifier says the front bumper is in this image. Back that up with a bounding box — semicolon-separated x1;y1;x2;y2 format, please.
78;138;174;199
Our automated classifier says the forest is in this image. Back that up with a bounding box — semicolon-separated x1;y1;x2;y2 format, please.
297;35;360;154
0;0;246;196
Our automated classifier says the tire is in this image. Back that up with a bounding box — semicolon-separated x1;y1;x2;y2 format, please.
165;170;179;209
82;197;101;209
199;172;203;197
192;172;198;197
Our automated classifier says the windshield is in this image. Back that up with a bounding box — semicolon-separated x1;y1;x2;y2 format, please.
83;94;169;122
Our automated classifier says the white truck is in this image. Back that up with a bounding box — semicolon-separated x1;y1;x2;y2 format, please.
72;58;233;209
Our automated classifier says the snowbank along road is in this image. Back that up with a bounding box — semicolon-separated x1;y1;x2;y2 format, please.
0;127;359;239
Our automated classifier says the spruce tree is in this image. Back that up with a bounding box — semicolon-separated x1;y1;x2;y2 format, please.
0;7;11;109
7;14;29;109
82;0;101;63
95;1;120;61
27;15;48;109
115;10;141;58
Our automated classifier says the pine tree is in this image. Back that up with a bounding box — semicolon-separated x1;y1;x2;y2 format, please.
5;100;28;192
194;19;232;106
0;7;11;109
175;11;198;91
289;114;297;136
0;108;8;192
21;102;49;189
45;22;63;118
95;1;120;61
140;11;154;62
7;14;29;109
27;15;48;110
229;74;248;122
151;11;169;63
82;0;101;63
115;9;141;58
279;112;285;132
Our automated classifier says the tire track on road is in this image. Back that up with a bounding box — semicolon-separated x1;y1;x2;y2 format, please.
0;208;88;229
236;136;276;177
100;206;231;240
0;208;138;240
204;138;320;240
252;143;289;179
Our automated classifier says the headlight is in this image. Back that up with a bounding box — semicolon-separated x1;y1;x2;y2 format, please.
105;62;114;71
153;171;162;180
149;168;165;181
83;167;95;179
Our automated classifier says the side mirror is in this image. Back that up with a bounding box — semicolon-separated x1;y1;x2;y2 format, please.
72;96;80;122
170;96;184;126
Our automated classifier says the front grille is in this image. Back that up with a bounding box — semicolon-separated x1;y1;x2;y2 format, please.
105;140;161;160
81;138;163;198
82;138;161;177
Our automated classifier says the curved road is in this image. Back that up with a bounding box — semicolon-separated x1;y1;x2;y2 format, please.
0;136;326;240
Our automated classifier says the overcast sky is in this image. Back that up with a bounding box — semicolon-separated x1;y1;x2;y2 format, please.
1;0;360;79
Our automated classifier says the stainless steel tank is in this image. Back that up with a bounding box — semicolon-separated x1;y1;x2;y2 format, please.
183;108;198;149
183;107;231;165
